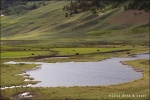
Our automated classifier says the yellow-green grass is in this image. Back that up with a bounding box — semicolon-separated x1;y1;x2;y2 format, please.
1;1;148;46
51;45;148;56
1;45;44;51
1;63;38;87
1;1;70;39
1;51;53;58
52;47;127;55
1;44;149;99
39;46;149;63
1;59;149;100
1;44;149;61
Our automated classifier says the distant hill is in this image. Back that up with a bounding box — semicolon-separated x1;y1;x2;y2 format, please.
1;0;149;45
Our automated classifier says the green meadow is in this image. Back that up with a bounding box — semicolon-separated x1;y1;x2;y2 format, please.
1;51;52;58
0;0;149;100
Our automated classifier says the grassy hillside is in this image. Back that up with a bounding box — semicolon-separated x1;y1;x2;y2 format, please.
1;1;149;46
0;1;149;100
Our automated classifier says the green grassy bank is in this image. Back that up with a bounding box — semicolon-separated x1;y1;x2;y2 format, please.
1;59;149;100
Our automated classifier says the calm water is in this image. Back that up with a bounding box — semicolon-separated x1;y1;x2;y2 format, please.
5;54;149;87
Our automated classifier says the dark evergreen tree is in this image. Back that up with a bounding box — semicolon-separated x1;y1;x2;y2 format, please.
65;12;68;17
31;3;38;10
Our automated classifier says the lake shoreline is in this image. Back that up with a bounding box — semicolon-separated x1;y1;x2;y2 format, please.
1;54;149;100
2;53;149;88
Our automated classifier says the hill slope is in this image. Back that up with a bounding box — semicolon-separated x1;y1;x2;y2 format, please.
1;1;149;46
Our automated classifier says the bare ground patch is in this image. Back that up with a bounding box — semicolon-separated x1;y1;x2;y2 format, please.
109;10;149;25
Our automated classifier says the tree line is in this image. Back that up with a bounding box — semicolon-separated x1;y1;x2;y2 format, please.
124;0;149;12
0;0;48;15
63;0;123;17
1;0;27;10
1;0;149;16
63;0;149;17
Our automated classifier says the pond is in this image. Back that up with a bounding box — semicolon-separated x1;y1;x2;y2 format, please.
5;54;149;87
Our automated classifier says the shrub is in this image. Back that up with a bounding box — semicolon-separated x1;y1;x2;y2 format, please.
127;52;130;54
65;12;68;17
31;3;38;10
76;53;79;55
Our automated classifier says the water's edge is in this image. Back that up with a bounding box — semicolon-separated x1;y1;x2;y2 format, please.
1;53;149;89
